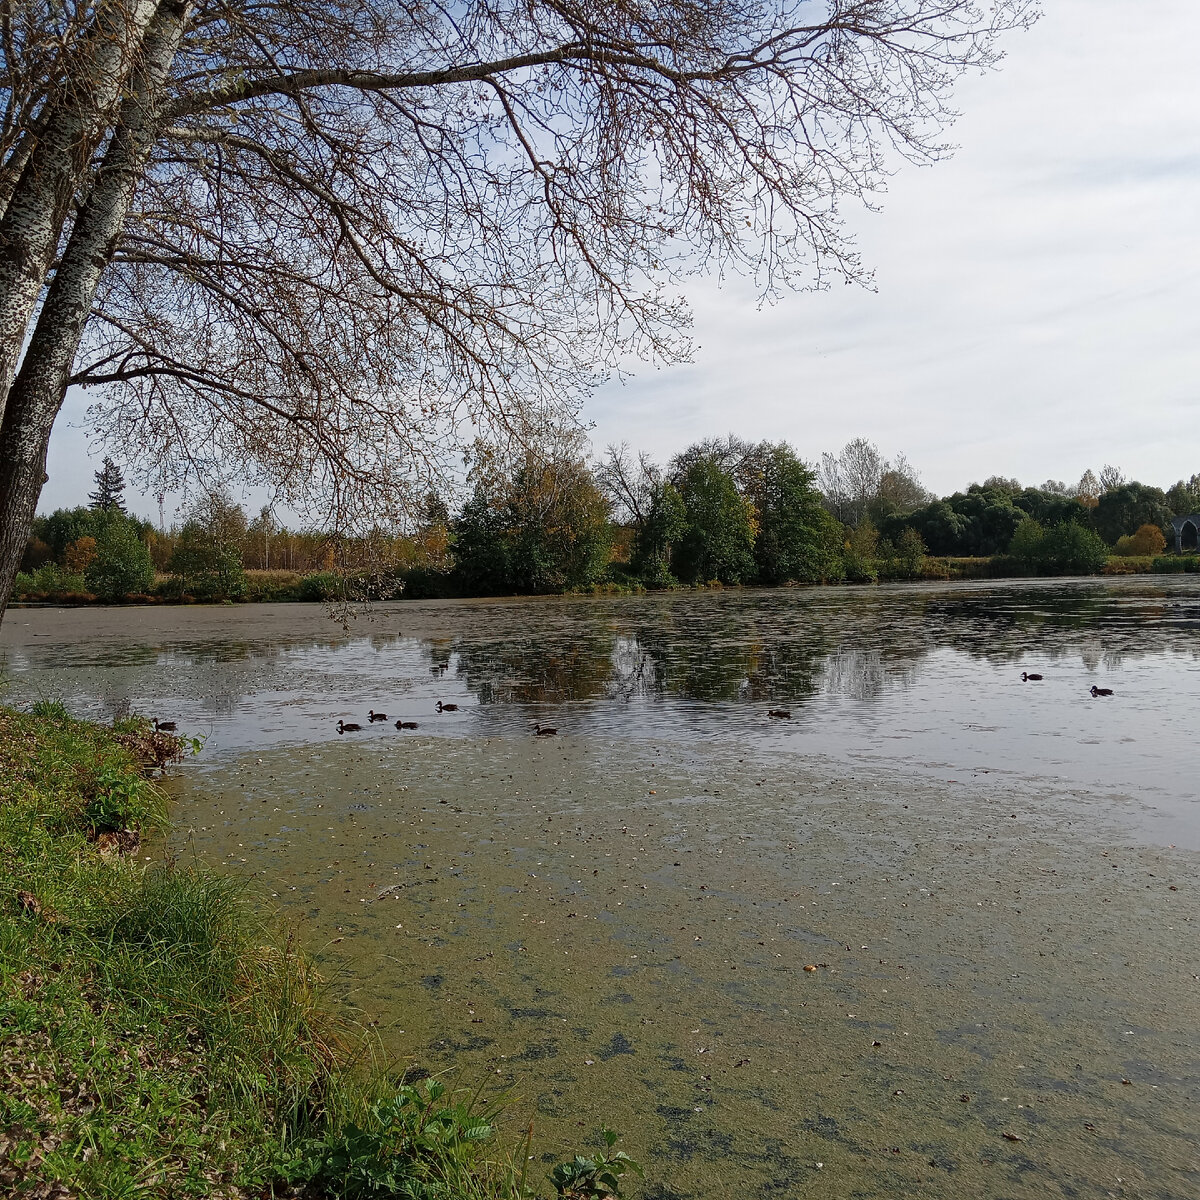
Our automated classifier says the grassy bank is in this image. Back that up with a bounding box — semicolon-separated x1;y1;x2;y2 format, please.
0;705;638;1199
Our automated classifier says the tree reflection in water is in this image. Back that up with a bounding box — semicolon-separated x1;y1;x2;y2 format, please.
4;579;1197;741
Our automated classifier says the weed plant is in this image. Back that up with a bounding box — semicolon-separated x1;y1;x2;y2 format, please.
0;704;638;1199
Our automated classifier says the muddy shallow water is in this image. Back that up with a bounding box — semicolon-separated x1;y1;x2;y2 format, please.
3;579;1199;1196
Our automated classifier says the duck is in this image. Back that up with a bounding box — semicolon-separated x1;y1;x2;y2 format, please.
395;720;419;730
337;720;363;733
767;709;791;720
368;710;388;722
1090;686;1114;697
152;718;177;732
1021;672;1043;682
534;723;557;737
436;701;458;712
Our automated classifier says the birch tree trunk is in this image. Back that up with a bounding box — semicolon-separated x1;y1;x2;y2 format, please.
0;1;189;618
0;0;162;424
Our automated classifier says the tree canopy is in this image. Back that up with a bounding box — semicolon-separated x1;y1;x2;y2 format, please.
0;0;1035;617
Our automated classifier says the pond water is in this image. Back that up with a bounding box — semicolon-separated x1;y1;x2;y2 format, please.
3;578;1198;1198
4;577;1199;845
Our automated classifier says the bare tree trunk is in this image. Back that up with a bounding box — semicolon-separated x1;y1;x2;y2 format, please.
0;1;189;621
0;0;163;424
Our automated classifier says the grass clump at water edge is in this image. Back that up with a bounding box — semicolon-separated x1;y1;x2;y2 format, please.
0;703;640;1199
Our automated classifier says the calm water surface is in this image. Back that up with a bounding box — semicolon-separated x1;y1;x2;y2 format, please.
3;576;1198;844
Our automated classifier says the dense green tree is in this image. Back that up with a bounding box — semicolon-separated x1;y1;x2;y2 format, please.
959;487;1027;554
741;442;842;583
979;475;1023;495
32;507;98;560
451;486;512;594
1008;517;1045;568
630;481;688;586
891;499;968;556
887;485;1024;556
32;505;152;560
1007;519;1107;575
167;508;248;600
85;517;154;600
88;457;126;512
1011;488;1090;528
1165;474;1200;517
671;454;756;585
452;458;613;594
506;459;613;592
671;435;750;481
1092;483;1171;545
1036;523;1109;575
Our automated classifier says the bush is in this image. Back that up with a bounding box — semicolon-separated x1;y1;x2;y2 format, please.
20;536;53;571
841;521;879;583
1008;517;1044;568
1151;554;1200;573
1114;523;1167;556
842;553;878;583
297;570;345;601
86;519;155;600
878;527;927;580
11;563;89;597
1037;522;1109;575
1102;556;1153;575
1005;519;1108;576
167;520;247;600
395;566;455;600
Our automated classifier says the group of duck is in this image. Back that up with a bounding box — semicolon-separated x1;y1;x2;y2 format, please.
335;703;557;737
1021;671;1114;697
156;676;1113;743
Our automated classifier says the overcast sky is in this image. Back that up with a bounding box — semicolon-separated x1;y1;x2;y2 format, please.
41;0;1200;516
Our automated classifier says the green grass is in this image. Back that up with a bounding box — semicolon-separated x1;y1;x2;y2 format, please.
0;704;637;1199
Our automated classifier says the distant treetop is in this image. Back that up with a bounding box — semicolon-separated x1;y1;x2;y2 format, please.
88;458;126;514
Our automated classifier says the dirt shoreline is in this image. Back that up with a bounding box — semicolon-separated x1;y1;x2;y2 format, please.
164;733;1199;1200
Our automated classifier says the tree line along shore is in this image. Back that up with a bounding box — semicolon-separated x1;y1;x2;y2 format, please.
12;443;1200;607
0;703;640;1198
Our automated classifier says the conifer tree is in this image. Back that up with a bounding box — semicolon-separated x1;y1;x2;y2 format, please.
88;457;126;513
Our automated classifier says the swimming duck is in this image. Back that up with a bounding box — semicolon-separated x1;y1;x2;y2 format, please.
368;710;388;722
1090;686;1113;697
337;720;362;733
767;709;791;719
395;720;418;730
534;723;557;737
152;718;177;732
1021;672;1043;681
436;701;458;712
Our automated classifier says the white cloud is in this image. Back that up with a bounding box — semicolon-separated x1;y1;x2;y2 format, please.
587;0;1200;494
